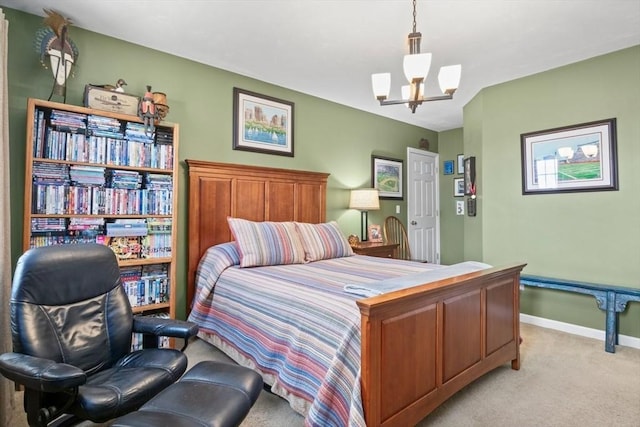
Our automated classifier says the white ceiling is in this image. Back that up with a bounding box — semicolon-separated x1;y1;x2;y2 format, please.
3;0;640;131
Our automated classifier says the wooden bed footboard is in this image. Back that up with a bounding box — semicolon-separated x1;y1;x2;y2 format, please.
357;263;525;427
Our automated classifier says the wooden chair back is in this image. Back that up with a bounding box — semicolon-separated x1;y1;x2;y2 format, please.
383;216;412;260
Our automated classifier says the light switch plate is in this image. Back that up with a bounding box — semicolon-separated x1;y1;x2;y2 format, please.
456;200;465;215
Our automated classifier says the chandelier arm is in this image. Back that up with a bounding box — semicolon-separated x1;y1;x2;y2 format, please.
379;99;417;106
419;94;454;102
378;94;453;106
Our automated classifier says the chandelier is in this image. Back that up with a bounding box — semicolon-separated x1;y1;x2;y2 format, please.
371;0;461;113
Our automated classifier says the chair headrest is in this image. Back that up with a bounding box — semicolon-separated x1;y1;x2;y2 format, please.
12;244;121;306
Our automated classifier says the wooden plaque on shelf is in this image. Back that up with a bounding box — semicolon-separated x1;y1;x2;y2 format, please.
84;85;140;116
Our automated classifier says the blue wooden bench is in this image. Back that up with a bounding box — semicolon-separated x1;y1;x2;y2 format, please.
520;275;640;353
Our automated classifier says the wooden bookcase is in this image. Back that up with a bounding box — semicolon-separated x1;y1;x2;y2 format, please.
22;98;178;328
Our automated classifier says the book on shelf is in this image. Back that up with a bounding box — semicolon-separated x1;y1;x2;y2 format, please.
29;229;104;248
146;218;172;234
106;219;148;237
121;264;169;308
104;236;142;260
141;218;172;258
103;222;173;259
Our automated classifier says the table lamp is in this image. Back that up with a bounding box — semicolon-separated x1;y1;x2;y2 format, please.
349;189;380;241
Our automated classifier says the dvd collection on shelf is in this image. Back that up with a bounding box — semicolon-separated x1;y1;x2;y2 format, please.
24;99;178;319
120;264;170;308
33;109;174;169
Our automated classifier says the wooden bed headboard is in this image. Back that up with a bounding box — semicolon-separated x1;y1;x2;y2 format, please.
185;159;330;311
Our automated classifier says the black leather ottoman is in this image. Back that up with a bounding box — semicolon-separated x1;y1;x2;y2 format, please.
111;361;263;427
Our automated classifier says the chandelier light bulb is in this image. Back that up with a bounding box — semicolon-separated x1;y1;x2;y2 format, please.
438;65;462;95
403;52;432;83
371;73;391;100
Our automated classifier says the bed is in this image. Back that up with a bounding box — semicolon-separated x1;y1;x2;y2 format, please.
186;160;526;427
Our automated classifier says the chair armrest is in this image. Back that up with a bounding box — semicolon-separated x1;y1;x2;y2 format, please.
133;316;199;341
0;352;86;392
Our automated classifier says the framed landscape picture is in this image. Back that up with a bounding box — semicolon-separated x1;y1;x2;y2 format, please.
520;118;618;194
232;87;294;157
371;155;403;200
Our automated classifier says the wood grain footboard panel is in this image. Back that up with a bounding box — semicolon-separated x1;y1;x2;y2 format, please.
358;264;525;427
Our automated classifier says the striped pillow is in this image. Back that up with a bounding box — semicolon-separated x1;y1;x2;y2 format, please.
296;221;354;262
227;217;306;268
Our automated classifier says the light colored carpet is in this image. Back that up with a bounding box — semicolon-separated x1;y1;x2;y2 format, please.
8;323;640;426
418;323;640;426
184;323;640;427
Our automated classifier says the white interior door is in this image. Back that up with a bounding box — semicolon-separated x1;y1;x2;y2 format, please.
407;147;440;263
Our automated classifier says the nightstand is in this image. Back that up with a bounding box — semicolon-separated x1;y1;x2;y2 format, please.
350;241;399;259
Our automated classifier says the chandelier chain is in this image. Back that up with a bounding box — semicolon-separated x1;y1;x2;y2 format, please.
412;0;417;33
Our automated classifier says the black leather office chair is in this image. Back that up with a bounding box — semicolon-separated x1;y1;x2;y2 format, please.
0;244;199;427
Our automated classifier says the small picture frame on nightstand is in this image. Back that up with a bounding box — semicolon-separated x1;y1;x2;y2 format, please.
368;224;383;242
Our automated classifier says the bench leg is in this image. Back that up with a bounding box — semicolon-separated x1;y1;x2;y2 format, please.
605;291;616;353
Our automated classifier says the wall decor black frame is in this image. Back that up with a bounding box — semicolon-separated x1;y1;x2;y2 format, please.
454;177;464;197
371;155;403;200
520;118;618;194
463;156;476;196
457;154;465;174
232;87;294;157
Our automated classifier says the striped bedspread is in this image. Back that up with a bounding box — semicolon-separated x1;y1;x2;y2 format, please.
188;243;442;427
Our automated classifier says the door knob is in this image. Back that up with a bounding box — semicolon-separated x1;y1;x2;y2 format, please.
411;220;417;225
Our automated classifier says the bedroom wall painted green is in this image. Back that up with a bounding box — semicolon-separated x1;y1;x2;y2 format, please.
437;128;464;265
465;46;640;337
3;8;437;320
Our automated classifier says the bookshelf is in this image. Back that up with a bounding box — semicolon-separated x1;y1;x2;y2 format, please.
22;98;178;322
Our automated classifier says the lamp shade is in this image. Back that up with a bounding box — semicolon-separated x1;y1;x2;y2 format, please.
371;73;391;99
403;52;432;83
438;64;462;94
349;189;380;211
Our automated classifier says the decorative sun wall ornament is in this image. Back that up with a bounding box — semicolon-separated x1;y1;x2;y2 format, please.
34;9;79;103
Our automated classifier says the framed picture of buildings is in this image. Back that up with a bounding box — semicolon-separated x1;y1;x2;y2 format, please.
232;87;294;156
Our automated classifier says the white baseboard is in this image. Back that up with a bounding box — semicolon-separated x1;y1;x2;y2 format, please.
520;313;640;350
